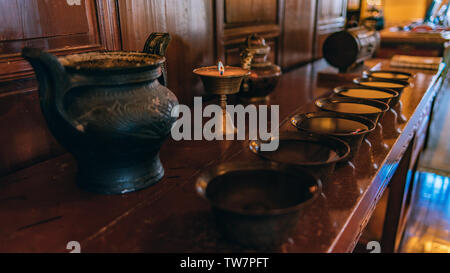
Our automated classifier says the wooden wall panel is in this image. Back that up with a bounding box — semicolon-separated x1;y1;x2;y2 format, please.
0;0;22;41
314;0;347;59
0;0;114;82
281;0;317;68
225;0;278;25
19;0;89;39
0;0;121;176
118;0;215;105
0;81;65;176
216;0;283;67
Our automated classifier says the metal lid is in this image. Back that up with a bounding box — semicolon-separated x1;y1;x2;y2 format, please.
59;51;165;73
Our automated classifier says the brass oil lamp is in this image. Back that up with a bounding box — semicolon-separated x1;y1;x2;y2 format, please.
193;62;250;137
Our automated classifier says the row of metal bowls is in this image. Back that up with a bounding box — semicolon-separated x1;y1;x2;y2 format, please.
195;70;412;249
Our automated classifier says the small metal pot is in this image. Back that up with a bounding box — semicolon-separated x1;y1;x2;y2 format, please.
239;34;282;101
196;161;321;249
249;132;350;183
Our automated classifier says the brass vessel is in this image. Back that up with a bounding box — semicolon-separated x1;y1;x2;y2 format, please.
239;34;282;101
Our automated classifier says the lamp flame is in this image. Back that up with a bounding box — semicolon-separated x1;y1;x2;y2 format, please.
218;61;225;76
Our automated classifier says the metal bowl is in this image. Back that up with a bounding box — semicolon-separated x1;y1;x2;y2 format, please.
353;77;409;93
249;132;350;183
196;161;321;249
291;112;375;160
362;70;412;84
315;96;389;123
334;86;399;107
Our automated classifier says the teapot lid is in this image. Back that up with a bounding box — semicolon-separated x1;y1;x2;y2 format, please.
59;51;165;73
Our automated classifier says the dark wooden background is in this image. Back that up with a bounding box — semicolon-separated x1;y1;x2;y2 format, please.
0;0;347;176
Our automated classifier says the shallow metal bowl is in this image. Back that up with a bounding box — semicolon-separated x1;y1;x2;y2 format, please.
291;112;375;160
334;86;399;107
353;77;409;93
196;161;321;249
362;70;412;84
315;96;389;123
249;132;350;183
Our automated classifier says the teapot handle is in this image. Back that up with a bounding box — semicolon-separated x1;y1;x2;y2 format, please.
143;32;172;87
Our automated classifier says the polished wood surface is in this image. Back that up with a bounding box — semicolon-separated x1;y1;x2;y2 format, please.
400;172;450;252
0;58;445;252
400;80;450;253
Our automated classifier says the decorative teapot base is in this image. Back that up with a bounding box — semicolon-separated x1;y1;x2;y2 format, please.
76;155;164;195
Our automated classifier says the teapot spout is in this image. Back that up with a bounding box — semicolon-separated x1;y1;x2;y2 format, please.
22;47;82;144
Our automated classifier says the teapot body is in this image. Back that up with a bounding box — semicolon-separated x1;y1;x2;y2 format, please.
64;67;178;194
22;33;178;194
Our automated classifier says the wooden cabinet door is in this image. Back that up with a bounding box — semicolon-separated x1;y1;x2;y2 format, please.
216;0;283;66
281;0;317;68
317;0;347;27
0;0;120;82
0;0;120;176
315;0;348;59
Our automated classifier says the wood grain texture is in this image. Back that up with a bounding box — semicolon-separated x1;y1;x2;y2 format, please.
0;0;22;41
215;0;284;67
96;0;122;51
225;0;278;25
281;0;317;68
118;0;216;105
0;0;120;81
314;0;347;59
317;0;347;25
18;0;89;39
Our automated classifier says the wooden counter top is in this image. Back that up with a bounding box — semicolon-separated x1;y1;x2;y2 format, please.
380;29;450;44
0;59;446;253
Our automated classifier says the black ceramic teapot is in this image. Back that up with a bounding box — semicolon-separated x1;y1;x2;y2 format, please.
22;33;178;195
